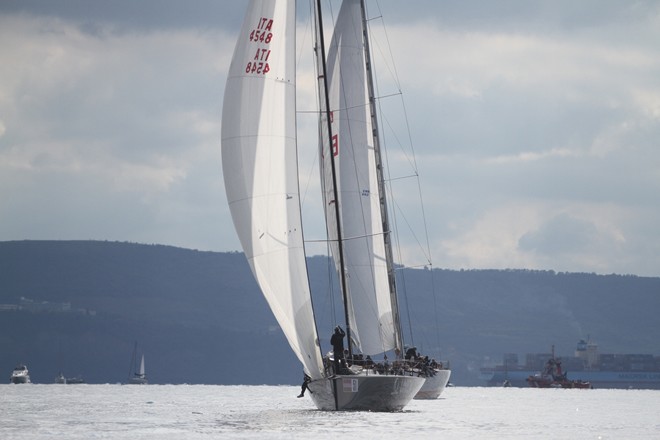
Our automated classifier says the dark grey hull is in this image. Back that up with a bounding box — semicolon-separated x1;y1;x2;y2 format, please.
307;373;424;411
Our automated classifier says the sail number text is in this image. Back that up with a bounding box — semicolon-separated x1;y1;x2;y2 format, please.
245;17;274;76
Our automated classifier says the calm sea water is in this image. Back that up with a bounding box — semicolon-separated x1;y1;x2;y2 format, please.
1;385;658;439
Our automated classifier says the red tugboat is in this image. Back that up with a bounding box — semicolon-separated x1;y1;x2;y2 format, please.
527;346;592;389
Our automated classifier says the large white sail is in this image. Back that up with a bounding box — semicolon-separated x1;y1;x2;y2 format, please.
319;0;396;355
221;0;324;379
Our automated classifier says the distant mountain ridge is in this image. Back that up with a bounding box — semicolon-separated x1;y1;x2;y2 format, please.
1;240;658;385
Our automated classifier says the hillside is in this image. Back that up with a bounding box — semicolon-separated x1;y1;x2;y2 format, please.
1;240;658;385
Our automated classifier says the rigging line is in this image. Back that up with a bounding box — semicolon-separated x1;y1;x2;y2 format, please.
305;0;341;342
400;121;441;352
370;0;438;350
330;0;393;352
369;1;420;179
378;110;417;172
361;0;406;354
384;169;417;344
326;240;339;333
376;91;403;100
394;70;439;350
300;1;319;212
382;119;440;347
390;195;432;264
394;263;431;270
305;229;388;244
365;0;413;347
369;0;432;265
365;0;401;92
296;2;311;69
387;173;419;182
300;150;318;210
298;90;402;115
331;37;380;319
370;0;420;174
306;0;339;343
315;0;355;358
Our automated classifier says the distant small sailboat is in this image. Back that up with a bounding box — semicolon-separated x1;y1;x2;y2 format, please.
127;342;148;385
10;364;31;384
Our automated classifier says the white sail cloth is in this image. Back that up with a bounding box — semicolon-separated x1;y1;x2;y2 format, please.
221;0;324;379
319;0;396;355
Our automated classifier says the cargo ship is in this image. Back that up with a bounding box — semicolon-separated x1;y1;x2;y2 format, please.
480;340;660;389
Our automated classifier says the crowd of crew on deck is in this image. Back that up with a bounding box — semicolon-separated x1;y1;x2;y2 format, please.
325;326;443;377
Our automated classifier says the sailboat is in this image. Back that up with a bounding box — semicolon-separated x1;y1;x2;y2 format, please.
320;0;452;401
221;0;424;411
127;342;147;385
413;360;452;399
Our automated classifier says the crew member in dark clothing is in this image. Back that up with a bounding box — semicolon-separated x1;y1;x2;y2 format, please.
330;326;346;374
405;346;418;361
297;374;312;398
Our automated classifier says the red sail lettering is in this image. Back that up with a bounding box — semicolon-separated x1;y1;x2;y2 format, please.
257;17;274;31
332;134;339;157
264;19;273;31
252;48;270;61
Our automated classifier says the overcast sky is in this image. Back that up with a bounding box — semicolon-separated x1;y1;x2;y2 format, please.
1;1;659;276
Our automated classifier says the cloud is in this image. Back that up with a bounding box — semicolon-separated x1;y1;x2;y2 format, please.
363;3;660;276
0;2;659;276
0;13;235;250
519;213;603;255
517;211;635;275
0;0;246;32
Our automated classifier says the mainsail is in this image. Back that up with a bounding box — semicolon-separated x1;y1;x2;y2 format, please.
318;0;397;355
221;0;324;379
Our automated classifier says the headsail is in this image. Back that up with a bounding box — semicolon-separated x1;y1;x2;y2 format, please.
318;0;396;355
221;0;324;379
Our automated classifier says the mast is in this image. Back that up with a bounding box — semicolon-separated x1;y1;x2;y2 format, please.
358;0;404;356
314;0;354;357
